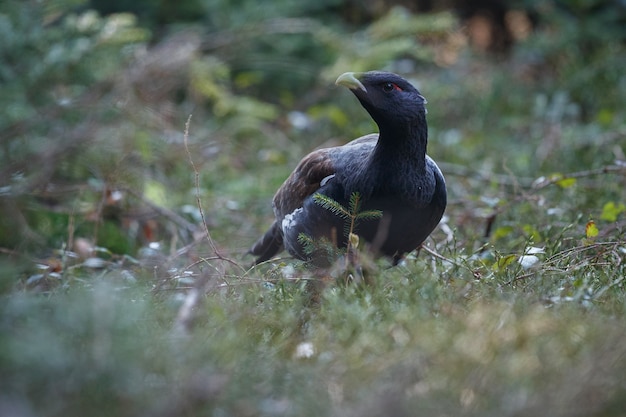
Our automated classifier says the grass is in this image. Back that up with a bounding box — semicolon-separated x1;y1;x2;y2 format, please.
2;110;625;417
2;250;625;416
2;156;626;416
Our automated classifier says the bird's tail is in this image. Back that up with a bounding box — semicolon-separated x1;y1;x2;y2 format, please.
248;221;283;264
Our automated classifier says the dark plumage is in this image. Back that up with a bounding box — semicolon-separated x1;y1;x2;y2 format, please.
249;71;446;265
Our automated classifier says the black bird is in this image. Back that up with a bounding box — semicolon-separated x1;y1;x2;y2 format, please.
249;71;446;265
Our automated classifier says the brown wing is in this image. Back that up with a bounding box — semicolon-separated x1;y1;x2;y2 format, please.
272;148;336;219
272;134;379;218
249;134;378;264
248;148;336;264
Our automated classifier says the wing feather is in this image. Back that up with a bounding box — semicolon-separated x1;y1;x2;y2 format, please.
273;148;336;218
249;133;379;264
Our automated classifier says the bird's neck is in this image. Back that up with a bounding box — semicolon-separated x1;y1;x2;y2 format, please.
373;116;428;171
343;116;429;201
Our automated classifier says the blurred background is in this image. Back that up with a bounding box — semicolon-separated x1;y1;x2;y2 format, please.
1;2;626;416
0;0;625;281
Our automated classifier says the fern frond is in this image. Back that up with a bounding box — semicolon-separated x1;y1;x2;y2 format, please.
348;192;362;215
298;233;315;256
356;209;383;221
313;193;350;219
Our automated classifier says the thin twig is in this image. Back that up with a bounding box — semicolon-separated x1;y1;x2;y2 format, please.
505;271;537;285
122;186;198;234
181;115;245;272
419;244;478;277
505;241;625;285
438;162;534;188
174;115;215;335
175;115;254;335
543;241;623;265
532;164;626;189
438;162;626;190
183;115;217;254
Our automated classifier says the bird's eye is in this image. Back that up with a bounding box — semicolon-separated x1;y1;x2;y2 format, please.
382;82;401;92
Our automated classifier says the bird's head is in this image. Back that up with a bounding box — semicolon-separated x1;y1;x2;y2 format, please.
335;71;427;131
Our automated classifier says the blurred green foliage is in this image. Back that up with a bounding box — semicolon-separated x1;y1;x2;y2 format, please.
0;0;456;255
0;0;149;252
516;0;626;118
0;0;623;280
